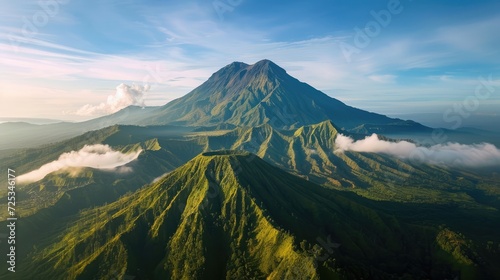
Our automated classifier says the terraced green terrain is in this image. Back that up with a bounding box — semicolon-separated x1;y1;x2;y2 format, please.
1;123;499;279
10;152;497;279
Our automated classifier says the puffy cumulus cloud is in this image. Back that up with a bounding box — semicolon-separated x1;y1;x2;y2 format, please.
17;144;142;183
76;83;149;116
335;134;500;168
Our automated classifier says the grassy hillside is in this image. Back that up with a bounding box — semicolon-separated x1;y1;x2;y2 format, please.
0;125;204;218
12;151;492;279
202;121;500;208
3;121;499;223
2;122;499;278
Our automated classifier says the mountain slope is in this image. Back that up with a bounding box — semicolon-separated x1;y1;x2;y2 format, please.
19;151;471;279
5;122;498;218
139;60;419;130
0;125;204;219
202;121;500;208
3;124;499;278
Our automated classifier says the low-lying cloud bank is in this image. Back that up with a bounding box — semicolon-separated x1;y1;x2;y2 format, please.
335;134;500;168
18;144;142;183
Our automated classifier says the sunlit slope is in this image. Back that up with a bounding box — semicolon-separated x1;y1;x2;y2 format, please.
204;121;499;207
2;122;498;278
19;151;470;279
3;122;498;219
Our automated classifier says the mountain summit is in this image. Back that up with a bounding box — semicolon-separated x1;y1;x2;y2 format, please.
141;59;412;130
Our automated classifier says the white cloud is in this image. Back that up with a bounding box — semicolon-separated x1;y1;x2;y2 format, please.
17;144;142;183
76;84;149;116
335;134;500;168
368;74;396;84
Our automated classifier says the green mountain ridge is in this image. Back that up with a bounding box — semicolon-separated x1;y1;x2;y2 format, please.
3;120;498;221
1;124;499;279
15;151;482;279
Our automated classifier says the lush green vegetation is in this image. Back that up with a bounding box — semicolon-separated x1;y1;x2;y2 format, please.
4;120;498;220
12;152;497;279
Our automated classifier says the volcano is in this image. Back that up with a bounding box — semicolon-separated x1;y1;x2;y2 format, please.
139;59;418;131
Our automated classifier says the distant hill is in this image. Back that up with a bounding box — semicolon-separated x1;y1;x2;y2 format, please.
0;117;64;125
0;106;158;150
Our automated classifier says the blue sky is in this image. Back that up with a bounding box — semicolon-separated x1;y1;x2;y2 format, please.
0;0;499;122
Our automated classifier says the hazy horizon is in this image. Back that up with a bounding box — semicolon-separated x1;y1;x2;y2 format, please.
2;104;500;134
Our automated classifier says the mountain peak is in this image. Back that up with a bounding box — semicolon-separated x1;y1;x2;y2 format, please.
226;61;249;69
216;59;286;79
251;59;280;68
193;150;256;177
225;59;280;69
210;61;249;79
146;60;407;130
248;59;287;76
